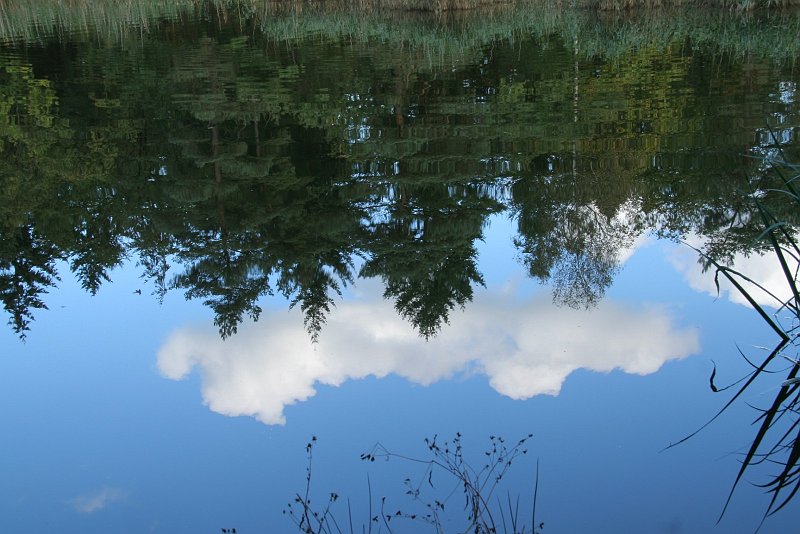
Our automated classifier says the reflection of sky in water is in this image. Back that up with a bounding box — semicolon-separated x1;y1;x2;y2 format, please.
2;215;799;533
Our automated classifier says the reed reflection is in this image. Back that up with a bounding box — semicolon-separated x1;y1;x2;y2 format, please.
667;158;800;525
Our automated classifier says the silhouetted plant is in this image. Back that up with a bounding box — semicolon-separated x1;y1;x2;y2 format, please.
667;144;800;529
285;433;542;534
284;436;349;534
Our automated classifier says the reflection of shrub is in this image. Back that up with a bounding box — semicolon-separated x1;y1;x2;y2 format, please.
285;433;542;533
668;149;800;528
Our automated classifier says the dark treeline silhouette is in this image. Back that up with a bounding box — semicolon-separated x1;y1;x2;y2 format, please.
1;6;799;340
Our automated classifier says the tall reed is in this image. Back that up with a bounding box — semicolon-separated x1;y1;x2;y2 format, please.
668;140;800;527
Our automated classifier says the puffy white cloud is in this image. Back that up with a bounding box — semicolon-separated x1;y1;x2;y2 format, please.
157;281;699;425
669;235;798;309
69;487;125;514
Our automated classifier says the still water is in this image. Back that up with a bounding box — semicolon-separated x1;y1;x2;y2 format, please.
2;2;800;532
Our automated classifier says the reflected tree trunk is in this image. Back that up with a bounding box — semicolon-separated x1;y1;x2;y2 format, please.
573;31;579;183
211;124;222;184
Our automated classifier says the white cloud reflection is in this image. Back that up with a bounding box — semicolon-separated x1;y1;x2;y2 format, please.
69;487;125;514
158;283;699;425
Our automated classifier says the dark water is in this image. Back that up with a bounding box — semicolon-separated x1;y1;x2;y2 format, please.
2;3;800;533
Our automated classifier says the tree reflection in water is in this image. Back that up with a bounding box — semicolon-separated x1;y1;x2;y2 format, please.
1;5;798;340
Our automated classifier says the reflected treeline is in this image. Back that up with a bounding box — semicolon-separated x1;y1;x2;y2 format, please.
1;3;799;339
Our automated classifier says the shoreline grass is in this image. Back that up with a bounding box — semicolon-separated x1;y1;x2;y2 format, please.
2;0;800;12
2;0;800;65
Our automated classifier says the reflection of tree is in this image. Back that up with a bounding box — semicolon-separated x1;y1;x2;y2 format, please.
263;159;362;341
548;205;628;309
1;15;799;340
361;211;488;339
0;61;76;335
0;226;59;337
510;164;639;308
148;37;365;339
69;200;127;294
162;114;360;339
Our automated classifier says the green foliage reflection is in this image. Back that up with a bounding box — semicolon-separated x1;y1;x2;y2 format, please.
0;6;798;340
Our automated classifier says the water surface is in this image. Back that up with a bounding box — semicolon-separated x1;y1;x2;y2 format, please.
1;3;800;533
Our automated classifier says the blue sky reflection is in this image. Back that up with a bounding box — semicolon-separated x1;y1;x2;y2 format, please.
3;216;800;533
